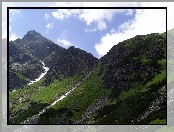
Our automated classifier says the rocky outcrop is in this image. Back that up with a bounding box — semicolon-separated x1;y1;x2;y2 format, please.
75;95;108;124
132;85;166;124
43;46;98;86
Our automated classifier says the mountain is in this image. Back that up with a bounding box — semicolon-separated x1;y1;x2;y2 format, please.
101;33;166;98
9;30;98;90
9;30;167;125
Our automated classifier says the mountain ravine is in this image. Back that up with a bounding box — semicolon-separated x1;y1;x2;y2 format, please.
9;30;167;125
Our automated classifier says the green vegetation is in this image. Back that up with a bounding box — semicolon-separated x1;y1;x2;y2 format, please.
117;69;166;102
38;64;111;124
31;74;83;104
140;56;150;64
146;69;166;87
9;74;84;124
148;118;166;124
92;78;166;124
158;59;166;67
9;31;167;125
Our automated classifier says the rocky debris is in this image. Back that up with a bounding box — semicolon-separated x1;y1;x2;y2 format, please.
75;95;108;124
21;114;40;124
44;46;98;86
10;63;22;71
132;85;166;123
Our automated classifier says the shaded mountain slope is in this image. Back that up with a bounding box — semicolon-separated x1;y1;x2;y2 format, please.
100;33;166;98
9;38;45;90
43;46;98;86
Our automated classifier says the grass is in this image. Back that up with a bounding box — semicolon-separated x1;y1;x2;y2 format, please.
146;69;166;89
158;59;166;68
140;56;150;64
117;69;166;101
117;84;142;101
148;118;166;124
31;74;83;104
37;60;166;124
9;74;84;124
38;64;111;124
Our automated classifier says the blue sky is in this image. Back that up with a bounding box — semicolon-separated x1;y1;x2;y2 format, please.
7;3;167;58
9;9;135;58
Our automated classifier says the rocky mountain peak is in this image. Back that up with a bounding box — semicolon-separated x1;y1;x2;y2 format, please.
23;30;43;41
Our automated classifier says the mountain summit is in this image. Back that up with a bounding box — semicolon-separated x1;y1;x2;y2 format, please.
23;30;43;41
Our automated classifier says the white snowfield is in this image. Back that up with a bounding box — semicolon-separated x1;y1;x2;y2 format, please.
50;87;76;107
28;60;49;85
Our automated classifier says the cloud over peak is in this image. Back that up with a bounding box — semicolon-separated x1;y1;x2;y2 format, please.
57;38;72;47
95;8;166;58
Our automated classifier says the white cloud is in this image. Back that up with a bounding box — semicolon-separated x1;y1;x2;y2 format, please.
52;9;81;20
46;23;53;29
49;2;173;33
95;32;128;58
45;14;49;20
9;25;20;41
79;9;130;31
45;22;54;34
57;39;72;47
9;34;19;41
95;7;167;58
46;23;50;28
51;2;137;31
84;28;97;33
125;9;134;15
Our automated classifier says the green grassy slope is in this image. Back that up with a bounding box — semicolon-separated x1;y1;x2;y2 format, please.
9;73;84;124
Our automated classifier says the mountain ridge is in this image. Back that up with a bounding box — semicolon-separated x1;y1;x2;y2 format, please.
9;30;167;125
9;30;98;90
